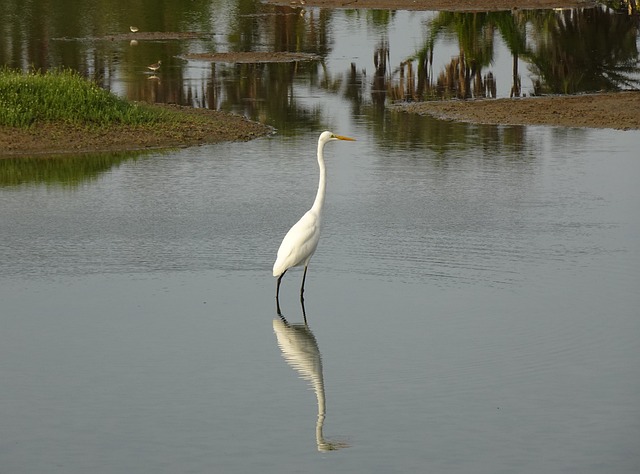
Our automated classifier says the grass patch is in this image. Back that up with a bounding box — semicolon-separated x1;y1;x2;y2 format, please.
0;68;272;157
0;68;163;127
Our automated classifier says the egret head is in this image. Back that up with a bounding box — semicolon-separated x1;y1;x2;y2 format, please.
319;131;356;145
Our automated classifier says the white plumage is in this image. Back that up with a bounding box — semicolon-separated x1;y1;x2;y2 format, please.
273;131;355;301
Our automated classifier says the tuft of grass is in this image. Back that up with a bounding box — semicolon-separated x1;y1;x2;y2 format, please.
0;67;165;128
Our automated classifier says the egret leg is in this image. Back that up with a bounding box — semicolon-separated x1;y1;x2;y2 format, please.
300;297;308;326
300;265;309;301
276;270;286;300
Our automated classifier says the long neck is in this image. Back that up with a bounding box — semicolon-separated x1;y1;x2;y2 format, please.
310;141;326;213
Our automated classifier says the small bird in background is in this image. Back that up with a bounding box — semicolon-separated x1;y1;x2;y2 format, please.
129;26;139;33
147;60;161;72
273;131;356;303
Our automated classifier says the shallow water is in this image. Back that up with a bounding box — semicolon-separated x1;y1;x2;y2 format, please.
2;122;639;473
2;1;640;473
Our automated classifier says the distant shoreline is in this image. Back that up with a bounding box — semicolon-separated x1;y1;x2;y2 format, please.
263;0;596;11
395;92;640;131
4;91;637;160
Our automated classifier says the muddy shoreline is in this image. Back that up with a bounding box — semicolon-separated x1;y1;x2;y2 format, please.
396;92;640;130
264;0;596;11
0;106;272;158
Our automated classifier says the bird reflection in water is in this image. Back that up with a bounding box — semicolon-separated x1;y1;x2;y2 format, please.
273;302;349;451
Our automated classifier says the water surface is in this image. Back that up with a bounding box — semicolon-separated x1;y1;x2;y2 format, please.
1;1;640;473
2;123;639;473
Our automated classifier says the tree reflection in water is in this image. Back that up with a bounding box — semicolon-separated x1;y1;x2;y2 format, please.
0;1;638;129
380;6;639;102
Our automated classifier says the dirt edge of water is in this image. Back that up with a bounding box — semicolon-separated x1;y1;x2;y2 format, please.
264;0;596;11
395;91;640;130
0;105;273;158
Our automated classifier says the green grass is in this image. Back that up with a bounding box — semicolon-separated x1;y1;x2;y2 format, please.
0;68;164;128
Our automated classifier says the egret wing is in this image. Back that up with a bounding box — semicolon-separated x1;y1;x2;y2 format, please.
273;210;321;276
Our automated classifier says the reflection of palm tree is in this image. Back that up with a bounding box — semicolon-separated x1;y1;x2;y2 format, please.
430;12;496;99
371;41;389;106
400;11;499;100
273;304;349;451
526;8;640;94
390;7;638;102
492;11;528;97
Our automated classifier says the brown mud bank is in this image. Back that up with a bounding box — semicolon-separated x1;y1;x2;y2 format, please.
183;51;321;63
395;92;640;130
0;106;272;158
263;0;596;11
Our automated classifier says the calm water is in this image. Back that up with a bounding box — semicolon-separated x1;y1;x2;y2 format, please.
2;124;640;473
2;1;640;473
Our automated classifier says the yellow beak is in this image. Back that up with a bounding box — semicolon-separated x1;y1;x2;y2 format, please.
335;135;356;141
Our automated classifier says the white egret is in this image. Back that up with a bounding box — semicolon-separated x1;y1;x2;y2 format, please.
273;131;355;301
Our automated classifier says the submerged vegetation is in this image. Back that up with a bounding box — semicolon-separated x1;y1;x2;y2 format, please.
0;68;162;128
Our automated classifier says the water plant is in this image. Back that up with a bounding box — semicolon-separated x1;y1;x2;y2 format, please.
0;68;162;128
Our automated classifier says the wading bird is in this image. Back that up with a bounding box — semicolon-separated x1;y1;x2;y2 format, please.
273;131;355;303
147;60;161;72
129;26;139;33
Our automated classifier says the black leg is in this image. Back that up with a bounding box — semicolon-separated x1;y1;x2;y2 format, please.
300;296;308;325
300;265;308;301
276;270;286;300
